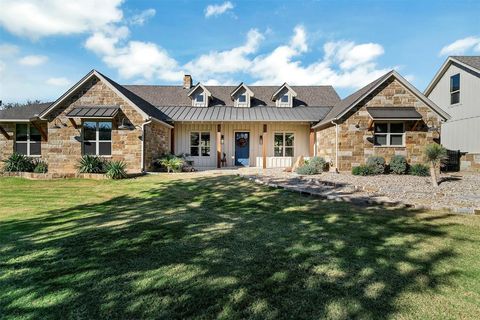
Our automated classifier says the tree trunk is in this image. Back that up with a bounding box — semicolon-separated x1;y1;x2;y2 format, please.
430;165;438;187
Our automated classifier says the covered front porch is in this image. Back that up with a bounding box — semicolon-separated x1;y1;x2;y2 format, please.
171;121;315;169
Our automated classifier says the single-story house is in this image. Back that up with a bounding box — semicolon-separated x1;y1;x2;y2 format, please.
0;69;450;175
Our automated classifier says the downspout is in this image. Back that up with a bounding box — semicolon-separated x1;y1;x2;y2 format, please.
331;120;339;173
141;118;152;173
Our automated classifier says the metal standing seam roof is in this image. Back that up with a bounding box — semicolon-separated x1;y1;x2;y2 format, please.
366;107;423;120
156;106;331;122
66;106;120;118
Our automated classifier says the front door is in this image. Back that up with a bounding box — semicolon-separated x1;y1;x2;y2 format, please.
235;132;250;166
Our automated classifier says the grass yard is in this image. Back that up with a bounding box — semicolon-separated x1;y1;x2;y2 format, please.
0;174;479;319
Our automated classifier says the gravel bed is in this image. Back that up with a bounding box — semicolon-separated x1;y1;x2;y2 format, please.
239;168;480;213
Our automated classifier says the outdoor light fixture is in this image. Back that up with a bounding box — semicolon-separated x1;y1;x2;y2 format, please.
221;134;225;144
51;118;66;129
426;120;439;132
259;135;263;145
118;117;133;130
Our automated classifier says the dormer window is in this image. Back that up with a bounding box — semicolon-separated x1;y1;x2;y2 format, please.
188;83;211;107
231;83;254;108
195;93;204;103
272;83;297;108
239;94;247;103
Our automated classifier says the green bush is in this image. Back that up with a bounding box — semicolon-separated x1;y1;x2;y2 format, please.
409;163;429;176
389;155;408;174
308;157;327;173
33;160;48;173
105;160;127;179
352;165;374;176
2;153;35;172
77;155;105;173
366;156;386;174
156;155;184;173
296;164;319;175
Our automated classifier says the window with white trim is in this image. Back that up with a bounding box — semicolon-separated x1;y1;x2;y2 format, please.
15;124;41;156
82;121;112;156
190;132;211;156
274;132;294;156
195;92;204;103
280;94;289;103
374;122;405;146
238;94;247;103
450;73;460;104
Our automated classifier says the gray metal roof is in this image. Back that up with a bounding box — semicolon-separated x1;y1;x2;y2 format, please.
452;56;480;72
0;103;51;120
366;107;422;120
124;84;340;108
66;106;119;118
157;106;331;122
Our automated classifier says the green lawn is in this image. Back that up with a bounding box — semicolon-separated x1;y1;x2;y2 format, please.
0;174;479;319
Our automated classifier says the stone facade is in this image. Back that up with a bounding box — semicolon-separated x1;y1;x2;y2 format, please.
0;75;170;175
317;78;443;172
461;153;480;171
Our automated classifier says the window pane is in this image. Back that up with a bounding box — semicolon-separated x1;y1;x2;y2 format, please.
98;122;112;140
201;147;210;157
281;94;289;102
83;141;96;155
374;135;387;146
190;132;199;147
390;123;404;133
30;142;41;155
374;123;388;133
201;132;210;147
451;92;460;104
99;142;111;155
274;134;284;147
15;143;27;155
196;93;204;102
274;147;283;157
83;122;96;141
285;147;294;157
238;94;246;103
390;135;403;146
450;74;460;92
29;125;42;142
16;124;28;141
285;133;294;146
190;146;199;156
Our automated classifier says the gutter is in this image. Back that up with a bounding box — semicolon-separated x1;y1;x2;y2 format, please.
331;120;339;173
141;118;152;173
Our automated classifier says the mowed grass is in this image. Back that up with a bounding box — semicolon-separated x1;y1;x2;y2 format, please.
0;174;479;320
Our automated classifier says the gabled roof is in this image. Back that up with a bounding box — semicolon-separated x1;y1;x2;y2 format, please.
271;82;297;101
39;70;172;128
0;102;51;121
230;82;254;98
313;70;450;129
187;83;212;98
424;56;480;96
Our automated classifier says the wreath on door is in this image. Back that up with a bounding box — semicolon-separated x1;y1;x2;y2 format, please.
237;137;247;147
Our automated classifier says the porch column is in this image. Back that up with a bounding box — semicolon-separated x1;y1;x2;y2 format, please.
262;124;267;169
217;124;222;168
170;128;175;154
309;128;315;157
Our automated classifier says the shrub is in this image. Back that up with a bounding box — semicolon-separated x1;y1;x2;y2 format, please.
409;163;429;176
308;157;327;173
296;164;319;175
156;155;184;173
77;155;105;173
105;160;127;179
2;153;35;172
33;159;48;173
389;155;408;174
352;165;374;176
366;156;386;174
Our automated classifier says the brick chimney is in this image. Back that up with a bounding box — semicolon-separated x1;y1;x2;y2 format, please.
183;75;192;89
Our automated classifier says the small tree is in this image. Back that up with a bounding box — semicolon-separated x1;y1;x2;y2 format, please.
424;143;448;187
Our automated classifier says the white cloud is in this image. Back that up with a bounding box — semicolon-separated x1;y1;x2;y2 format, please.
205;2;234;18
85;26;129;55
18;55;48;66
0;43;20;57
440;36;480;56
130;8;156;26
46;77;70;86
0;0;123;39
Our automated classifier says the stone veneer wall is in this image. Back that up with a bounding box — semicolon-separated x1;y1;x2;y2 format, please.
461;153;480;171
43;76;168;175
144;121;171;170
317;78;443;172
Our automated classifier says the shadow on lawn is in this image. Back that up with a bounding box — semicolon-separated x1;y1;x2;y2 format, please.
0;175;458;319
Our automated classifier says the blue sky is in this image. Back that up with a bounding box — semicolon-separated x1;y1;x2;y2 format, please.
0;0;479;103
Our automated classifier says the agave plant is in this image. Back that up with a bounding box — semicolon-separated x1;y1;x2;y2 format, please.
2;153;35;172
105;160;127;179
424;143;448;187
77;155;105;173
